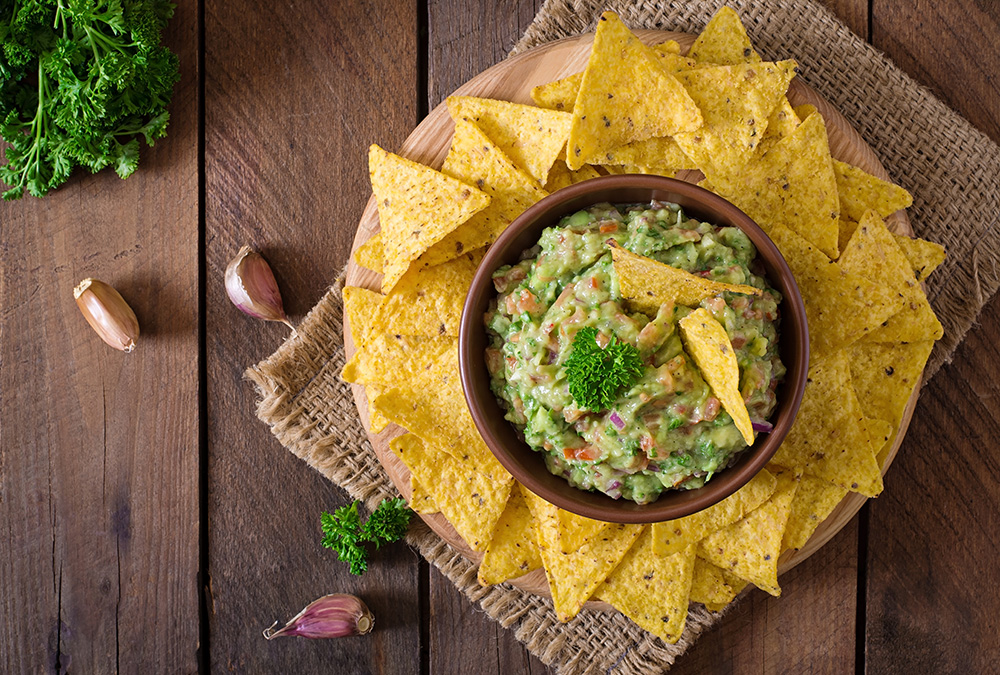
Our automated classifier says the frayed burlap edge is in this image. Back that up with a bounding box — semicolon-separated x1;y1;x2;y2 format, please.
511;0;1000;380
248;276;731;675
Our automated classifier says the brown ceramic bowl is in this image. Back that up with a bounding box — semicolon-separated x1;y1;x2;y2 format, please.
459;175;809;523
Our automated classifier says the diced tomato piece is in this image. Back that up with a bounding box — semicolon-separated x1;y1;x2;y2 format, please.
564;445;600;461
703;397;720;421
599;222;619;234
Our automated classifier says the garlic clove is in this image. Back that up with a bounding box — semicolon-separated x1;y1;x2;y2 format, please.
224;245;294;330
74;278;140;353
263;594;374;640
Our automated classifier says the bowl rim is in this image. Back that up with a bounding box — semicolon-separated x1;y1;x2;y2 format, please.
459;174;809;523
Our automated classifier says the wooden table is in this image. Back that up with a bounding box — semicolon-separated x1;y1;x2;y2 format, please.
2;1;997;672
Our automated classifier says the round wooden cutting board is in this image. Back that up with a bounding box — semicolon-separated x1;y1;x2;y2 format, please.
343;30;920;603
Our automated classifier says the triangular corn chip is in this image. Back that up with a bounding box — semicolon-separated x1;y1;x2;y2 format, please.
342;285;384;349
778;471;848;551
558;510;612;553
688;6;762;65
679;307;755;445
352;232;384;273
478;486;543;585
689;557;740;610
409;475;439;515
566;12;701;169
369;144;490;292
892;233;946;282
593;136;696;171
447;96;572;184
833;159;913;222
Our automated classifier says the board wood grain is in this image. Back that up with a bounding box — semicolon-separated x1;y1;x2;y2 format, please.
204;1;422;672
0;1;200;672
344;27;918;607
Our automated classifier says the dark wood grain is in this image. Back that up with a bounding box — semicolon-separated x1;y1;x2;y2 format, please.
0;1;200;672
818;0;870;40
204;0;422;672
425;2;551;672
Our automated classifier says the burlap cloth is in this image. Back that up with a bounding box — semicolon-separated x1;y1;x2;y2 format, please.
247;1;1000;672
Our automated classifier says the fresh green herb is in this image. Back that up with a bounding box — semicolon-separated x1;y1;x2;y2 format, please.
0;0;181;199
564;326;643;411
320;498;413;575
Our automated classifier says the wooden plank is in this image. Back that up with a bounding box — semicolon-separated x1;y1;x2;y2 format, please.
818;0;870;40
0;1;200;672
425;2;550;672
203;0;422;672
864;3;1000;672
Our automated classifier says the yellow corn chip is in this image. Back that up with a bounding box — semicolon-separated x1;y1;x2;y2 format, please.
374;248;484;338
893;233;946;282
847;339;935;447
414;119;547;270
755;97;800;157
365;384;391;433
478;486;543;585
689;557;739;609
652;469;776;556
544;160;574;191
689;6;762;65
838;218;859;255
566;12;702;169
698;467;800;596
409;475;439;515
390;434;512;552
679;307;755;445
596;534;696;644
522;490;644;621
369;144;490;292
447;96;573;184
769;225;905;355
772;350;884;496
704;112;840;258
793;103;818;121
840;211;943;343
558;510;612;553
833;159;913;222
342;285;384;348
674;60;797;176
610;241;761;315
594;136;696;171
866;417;894;470
779;472;848;551
340;333;453;386
352;233;384;273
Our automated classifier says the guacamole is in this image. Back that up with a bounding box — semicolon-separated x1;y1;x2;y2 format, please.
484;201;785;504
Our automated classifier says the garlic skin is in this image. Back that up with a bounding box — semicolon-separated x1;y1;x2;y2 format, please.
224;245;294;330
263;594;374;640
74;278;140;353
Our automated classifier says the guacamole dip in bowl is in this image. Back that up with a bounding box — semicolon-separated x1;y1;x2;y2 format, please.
460;175;808;523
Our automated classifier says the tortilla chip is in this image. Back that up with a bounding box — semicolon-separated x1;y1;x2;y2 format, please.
478;486;543;585
755;97;799;157
833;159;913;222
595;534;696;644
352;233;384;273
544;160;602;191
365;384;391;433
610;241;761;315
838;218;859;255
447;96;572;184
779;472;848;551
847;339;935;448
771;350;884;496
594;136;696;171
679;307;756;444
893;234;946;282
689;6;762;65
651;469;777;556
340;333;453;386
523;490;644;621
674;60;797;176
698;467;800;596
558;510;612;553
704;112;840;258
342;285;384;348
689;557;739;609
390;434;512;551
409;475;439;515
769;225;905;355
841;211;943;343
866;416;895;470
369;144;491;292
374;248;484;338
793;103;818;121
566;12;702;169
414;120;546;270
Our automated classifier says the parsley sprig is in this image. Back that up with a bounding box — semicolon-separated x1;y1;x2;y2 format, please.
564;326;644;411
320;498;413;575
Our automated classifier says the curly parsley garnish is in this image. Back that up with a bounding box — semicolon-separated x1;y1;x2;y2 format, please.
320;498;413;575
564;326;644;412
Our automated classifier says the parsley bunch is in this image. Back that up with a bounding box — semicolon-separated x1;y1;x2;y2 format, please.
0;0;180;199
564;326;644;411
320;498;413;576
